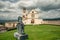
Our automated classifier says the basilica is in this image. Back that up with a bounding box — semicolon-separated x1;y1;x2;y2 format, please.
22;8;43;24
22;8;60;25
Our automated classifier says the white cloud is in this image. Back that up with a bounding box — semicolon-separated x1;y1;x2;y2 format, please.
0;0;60;20
16;0;60;10
39;9;60;18
0;1;10;9
0;1;22;20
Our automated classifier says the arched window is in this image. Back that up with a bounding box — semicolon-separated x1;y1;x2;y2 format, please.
31;19;35;24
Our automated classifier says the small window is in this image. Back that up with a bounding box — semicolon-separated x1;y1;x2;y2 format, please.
23;15;25;18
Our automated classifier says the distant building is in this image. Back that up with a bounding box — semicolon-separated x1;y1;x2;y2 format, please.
0;20;18;28
0;8;60;28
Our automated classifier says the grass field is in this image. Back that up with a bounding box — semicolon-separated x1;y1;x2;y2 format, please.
0;24;60;40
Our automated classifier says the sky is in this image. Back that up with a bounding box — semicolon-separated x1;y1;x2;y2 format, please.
0;0;60;20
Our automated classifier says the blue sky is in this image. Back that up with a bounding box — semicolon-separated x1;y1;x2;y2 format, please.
0;0;60;20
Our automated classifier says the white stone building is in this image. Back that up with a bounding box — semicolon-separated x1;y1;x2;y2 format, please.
22;8;43;24
22;8;60;25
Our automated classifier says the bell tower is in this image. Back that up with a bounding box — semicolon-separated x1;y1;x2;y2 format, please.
22;8;27;20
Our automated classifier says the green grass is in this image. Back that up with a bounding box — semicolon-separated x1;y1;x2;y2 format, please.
0;24;60;40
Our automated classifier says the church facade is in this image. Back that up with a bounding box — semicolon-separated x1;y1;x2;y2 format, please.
22;8;60;25
22;8;43;24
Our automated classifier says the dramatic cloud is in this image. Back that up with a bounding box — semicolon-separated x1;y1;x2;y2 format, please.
17;0;60;10
0;1;10;9
17;0;60;18
39;9;60;18
0;0;20;3
0;0;60;20
0;1;22;20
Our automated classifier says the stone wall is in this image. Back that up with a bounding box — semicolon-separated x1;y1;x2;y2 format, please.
4;20;60;28
42;20;60;25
